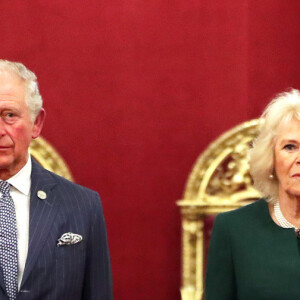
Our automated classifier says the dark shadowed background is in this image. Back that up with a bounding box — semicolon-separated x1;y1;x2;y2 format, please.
1;1;300;299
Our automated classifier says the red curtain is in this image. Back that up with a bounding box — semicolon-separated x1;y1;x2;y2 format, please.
1;1;300;299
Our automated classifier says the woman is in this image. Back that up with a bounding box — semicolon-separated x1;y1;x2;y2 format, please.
205;89;300;300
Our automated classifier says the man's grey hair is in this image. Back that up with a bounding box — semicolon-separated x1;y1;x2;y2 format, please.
0;59;43;121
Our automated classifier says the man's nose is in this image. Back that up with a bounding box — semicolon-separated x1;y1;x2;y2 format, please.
0;119;7;136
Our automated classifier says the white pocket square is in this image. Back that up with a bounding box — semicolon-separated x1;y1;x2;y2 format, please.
57;232;83;247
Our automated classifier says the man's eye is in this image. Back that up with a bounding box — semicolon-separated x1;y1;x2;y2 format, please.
283;144;296;150
2;112;17;123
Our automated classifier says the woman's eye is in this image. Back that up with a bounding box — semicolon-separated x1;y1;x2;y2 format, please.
283;144;296;150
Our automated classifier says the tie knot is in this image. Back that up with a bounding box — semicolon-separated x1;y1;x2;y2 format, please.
0;181;10;195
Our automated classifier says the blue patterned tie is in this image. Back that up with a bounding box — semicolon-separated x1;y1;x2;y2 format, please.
0;181;18;300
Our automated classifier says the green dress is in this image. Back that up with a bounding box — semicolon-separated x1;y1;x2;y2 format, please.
205;199;300;300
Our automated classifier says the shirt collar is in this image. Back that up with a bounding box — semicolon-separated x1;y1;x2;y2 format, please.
7;155;32;196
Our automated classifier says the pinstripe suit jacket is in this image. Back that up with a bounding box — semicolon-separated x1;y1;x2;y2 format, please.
0;159;113;299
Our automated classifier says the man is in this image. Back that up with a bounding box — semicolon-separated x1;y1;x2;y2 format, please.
0;60;112;299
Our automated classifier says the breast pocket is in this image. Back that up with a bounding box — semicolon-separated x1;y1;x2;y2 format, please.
55;232;87;291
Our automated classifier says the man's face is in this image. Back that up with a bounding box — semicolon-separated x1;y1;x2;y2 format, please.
0;70;45;179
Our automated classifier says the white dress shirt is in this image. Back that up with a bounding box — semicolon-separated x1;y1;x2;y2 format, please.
2;157;31;290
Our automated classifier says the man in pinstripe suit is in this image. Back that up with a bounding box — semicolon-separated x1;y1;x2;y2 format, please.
0;60;113;299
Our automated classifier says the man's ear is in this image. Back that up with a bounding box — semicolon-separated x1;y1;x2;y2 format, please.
32;108;46;139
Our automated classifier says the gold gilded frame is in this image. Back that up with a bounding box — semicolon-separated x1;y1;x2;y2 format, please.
29;136;73;181
177;119;263;300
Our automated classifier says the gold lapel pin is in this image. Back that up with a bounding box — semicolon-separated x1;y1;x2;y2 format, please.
37;190;47;200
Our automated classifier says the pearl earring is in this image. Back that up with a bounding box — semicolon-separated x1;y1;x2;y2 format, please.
269;174;274;179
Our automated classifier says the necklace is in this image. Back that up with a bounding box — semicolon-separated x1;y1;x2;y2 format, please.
273;200;299;230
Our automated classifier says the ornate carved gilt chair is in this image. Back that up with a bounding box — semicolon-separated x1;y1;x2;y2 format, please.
177;119;263;300
29;137;73;181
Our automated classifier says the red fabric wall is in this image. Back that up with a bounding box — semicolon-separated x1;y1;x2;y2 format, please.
1;1;300;299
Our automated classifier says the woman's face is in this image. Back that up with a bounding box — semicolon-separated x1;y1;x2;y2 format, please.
275;118;300;198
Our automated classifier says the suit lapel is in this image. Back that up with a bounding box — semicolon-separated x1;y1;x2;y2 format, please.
20;159;60;289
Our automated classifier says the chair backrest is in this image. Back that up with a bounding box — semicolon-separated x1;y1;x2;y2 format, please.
29;136;73;181
177;119;262;300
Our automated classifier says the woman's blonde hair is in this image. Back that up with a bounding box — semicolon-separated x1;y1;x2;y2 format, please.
249;89;300;201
